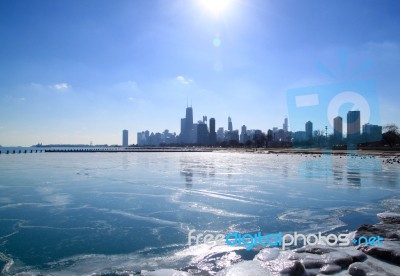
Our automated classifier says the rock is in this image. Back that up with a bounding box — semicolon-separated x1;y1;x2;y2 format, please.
348;262;369;276
305;268;320;276
263;259;306;276
377;212;400;224
241;239;400;276
359;240;400;265
355;212;400;242
292;246;360;269
207;211;400;275
300;254;324;269
348;258;400;276
255;248;280;262
341;247;367;262
294;246;335;255
261;245;373;275
254;251;307;275
279;260;306;276
319;264;342;274
355;224;400;241
322;251;353;268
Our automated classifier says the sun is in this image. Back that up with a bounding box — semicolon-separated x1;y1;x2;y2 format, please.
199;0;232;15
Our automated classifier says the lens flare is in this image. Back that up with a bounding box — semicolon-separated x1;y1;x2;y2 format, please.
200;0;231;15
213;35;221;47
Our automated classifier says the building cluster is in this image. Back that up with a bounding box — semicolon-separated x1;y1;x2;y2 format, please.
121;106;383;147
132;106;293;147
292;110;382;144
136;129;178;146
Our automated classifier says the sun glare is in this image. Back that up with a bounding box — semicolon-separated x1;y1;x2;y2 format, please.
200;0;232;15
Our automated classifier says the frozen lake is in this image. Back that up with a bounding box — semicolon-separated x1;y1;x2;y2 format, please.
0;151;399;275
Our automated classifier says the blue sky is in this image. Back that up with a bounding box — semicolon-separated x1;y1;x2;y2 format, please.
1;0;399;146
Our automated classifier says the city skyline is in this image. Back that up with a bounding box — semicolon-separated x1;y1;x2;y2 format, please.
133;104;383;147
1;0;400;146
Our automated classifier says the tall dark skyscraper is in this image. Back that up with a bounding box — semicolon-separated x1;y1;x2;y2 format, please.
122;129;128;147
283;118;288;132
180;106;194;144
185;106;194;143
240;125;249;143
186;107;193;128
333;116;343;140
228;116;233;131
180;118;186;135
197;123;209;146
209;118;215;133
209;118;216;145
305;121;313;141
347;111;360;142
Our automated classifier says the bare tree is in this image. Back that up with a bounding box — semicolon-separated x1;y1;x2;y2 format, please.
382;124;400;148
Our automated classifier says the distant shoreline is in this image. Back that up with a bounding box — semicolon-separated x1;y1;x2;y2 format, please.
42;147;400;157
220;147;400;155
1;146;400;156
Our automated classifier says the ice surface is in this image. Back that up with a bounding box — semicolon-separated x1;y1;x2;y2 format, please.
216;261;270;276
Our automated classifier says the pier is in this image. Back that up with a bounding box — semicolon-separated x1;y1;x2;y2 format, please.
0;148;44;154
44;147;211;153
0;147;211;154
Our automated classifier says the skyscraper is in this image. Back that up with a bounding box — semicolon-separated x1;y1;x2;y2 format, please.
180;106;194;144
209;118;217;145
122;129;128;147
228;116;233;131
197;123;209;146
186;106;194;143
347;111;360;142
180;118;186;137
137;132;142;146
333;116;343;140
217;127;224;142
305;121;313;141
209;118;215;133
241;125;247;135
240;125;249;143
362;123;382;142
185;107;193;131
283;118;288;132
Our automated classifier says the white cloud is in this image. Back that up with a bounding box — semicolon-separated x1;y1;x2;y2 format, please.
176;75;193;85
50;83;71;91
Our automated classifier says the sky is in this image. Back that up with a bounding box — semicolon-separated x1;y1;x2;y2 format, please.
0;0;399;146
